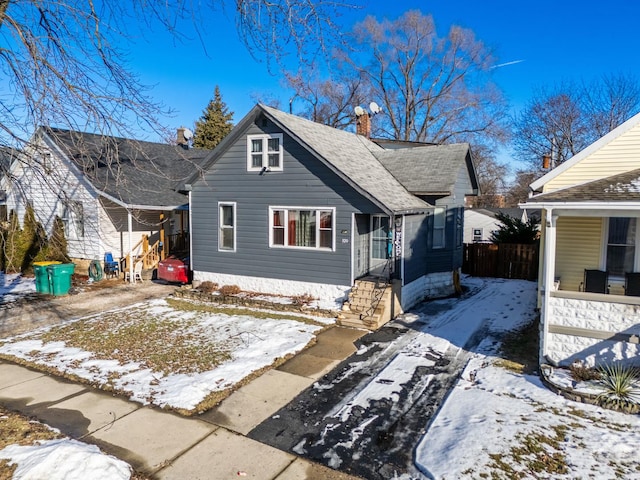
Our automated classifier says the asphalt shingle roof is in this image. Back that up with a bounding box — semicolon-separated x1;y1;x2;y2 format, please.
374;143;471;195
261;105;431;214
527;168;640;203
44;128;211;208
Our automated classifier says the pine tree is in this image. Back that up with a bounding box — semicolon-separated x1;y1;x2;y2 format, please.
193;86;234;150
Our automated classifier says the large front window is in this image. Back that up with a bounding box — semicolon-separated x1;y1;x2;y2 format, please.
247;134;283;171
606;217;636;276
270;207;334;250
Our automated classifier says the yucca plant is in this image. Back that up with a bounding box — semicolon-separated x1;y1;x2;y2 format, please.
596;363;640;409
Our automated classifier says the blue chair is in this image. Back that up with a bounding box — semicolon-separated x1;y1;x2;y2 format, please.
104;252;120;278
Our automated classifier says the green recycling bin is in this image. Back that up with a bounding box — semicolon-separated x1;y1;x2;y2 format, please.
33;261;61;294
47;263;75;296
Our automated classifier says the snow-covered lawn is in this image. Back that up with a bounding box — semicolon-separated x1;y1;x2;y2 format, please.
2;275;640;479
0;298;329;413
0;273;35;303
414;278;640;479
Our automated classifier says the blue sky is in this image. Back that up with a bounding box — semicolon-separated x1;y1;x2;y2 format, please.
128;0;640;162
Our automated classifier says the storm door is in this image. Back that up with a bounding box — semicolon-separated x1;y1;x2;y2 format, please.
370;215;391;275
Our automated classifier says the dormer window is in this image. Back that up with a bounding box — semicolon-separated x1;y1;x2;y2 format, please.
247;134;283;172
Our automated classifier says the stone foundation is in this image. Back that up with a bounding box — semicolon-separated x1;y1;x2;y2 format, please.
401;271;455;310
546;295;640;367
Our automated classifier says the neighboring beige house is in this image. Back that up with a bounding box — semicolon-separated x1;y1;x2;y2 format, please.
523;111;640;368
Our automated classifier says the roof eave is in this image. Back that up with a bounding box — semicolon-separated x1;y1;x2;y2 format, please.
97;190;184;211
529;111;640;192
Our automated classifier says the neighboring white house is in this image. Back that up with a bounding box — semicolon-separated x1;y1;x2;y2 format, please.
464;207;540;243
5;127;209;271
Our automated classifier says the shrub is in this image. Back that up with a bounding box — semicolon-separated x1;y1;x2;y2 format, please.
569;360;601;382
46;216;71;263
292;293;315;306
198;281;218;293
219;284;241;296
596;363;640;409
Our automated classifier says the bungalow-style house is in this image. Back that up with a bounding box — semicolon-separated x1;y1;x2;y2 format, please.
523;111;640;368
463;207;541;243
186;104;478;328
5;127;210;277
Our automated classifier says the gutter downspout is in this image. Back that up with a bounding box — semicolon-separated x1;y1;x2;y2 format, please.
188;189;193;274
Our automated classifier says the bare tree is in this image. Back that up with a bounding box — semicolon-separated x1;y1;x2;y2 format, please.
504;169;542;206
581;73;640;137
288;10;509;146
513;74;640;170
0;0;358;149
470;145;510;208
0;0;359;271
512;85;589;170
286;70;370;129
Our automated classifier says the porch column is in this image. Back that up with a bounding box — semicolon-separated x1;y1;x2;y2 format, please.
541;208;557;364
159;212;166;260
188;190;193;272
128;210;134;284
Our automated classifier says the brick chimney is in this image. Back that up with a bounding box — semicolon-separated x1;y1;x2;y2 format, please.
176;127;187;147
356;112;371;138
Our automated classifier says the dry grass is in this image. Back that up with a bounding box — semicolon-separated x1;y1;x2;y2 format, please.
498;317;540;375
0;406;63;479
0;406;152;480
1;298;325;415
39;310;231;375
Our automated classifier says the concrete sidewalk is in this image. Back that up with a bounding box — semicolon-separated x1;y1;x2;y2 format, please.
0;326;366;480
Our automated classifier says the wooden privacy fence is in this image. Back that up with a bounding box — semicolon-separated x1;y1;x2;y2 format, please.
463;243;539;280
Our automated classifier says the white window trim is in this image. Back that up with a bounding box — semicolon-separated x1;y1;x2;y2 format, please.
370;214;391;260
61;200;84;240
602;216;639;280
268;206;336;251
433;206;446;249
247;133;284;172
218;201;236;252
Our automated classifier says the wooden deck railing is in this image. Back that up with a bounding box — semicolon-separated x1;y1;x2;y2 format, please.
121;235;162;272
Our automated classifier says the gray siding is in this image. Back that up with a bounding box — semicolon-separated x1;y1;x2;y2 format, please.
420;195;464;273
191;121;380;286
403;213;429;284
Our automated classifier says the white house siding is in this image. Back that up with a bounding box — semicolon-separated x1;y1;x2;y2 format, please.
546;295;640;367
463;210;499;243
545;121;640;192
6;142;101;260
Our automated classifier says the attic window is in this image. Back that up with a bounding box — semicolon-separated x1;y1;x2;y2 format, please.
42;152;52;173
247;134;283;172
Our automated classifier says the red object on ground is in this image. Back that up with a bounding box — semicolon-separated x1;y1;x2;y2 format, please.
157;256;190;284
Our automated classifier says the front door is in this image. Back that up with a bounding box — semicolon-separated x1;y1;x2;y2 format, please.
370;215;391;275
355;214;370;278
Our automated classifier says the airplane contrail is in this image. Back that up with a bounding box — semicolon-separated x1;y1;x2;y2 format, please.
492;59;525;69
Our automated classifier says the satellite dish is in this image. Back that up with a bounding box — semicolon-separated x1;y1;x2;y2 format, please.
183;128;194;140
369;102;381;115
354;105;365;117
